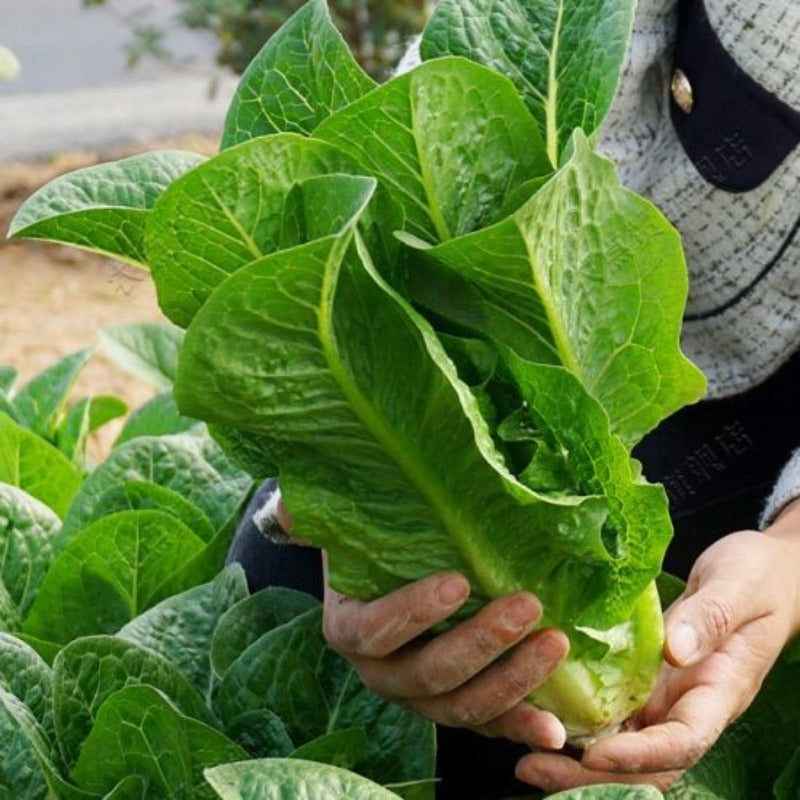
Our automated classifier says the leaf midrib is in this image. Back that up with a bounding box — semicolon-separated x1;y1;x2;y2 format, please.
317;233;501;598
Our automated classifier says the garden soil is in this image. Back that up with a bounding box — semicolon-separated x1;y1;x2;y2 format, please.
0;135;217;458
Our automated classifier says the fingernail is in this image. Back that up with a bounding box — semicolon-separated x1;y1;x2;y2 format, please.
502;596;541;633
549;725;567;750
437;576;468;606
669;622;699;664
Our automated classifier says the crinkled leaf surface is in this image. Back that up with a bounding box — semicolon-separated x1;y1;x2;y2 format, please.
23;510;206;645
421;0;636;164
225;710;295;759
146;134;372;327
71;686;245;798
56;395;128;466
549;787;663;799
11;349;91;440
315;58;550;244
91;480;216;544
289;728;368;772
176;209;618;627
0;484;61;618
114;391;198;447
59;432;252;543
210;587;319;679
0;687;57;800
117;565;249;698
218;608;436;787
9;151;205;265
221;0;375;148
406;135;706;446
100;323;184;390
0;413;82;518
52;635;214;769
0;634;53;735
204;758;402;800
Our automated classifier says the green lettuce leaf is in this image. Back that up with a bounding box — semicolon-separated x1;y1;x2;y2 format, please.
0;634;53;736
221;0;375;148
0;413;82;518
421;0;636;164
217;608;435;787
145;134;372;328
404;134;706;446
205;758;403;800
0;484;61;619
117;565;249;699
22;511;206;645
8;151;205;266
114;391;198;447
71;686;246;797
315;58;550;244
52;635;214;769
100;322;184;390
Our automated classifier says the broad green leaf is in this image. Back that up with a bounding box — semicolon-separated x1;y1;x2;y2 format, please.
175;214;617;629
114;391;198;447
221;0;375;148
23;511;206;646
404;134;707;446
16;634;61;668
71;686;246;798
9;151;206;266
56;395;128;466
315;58;550;244
102;776;147;800
100;323;184;390
145;134;373;328
289;728;368;771
52;636;214;769
549;788;663;799
59;432;252;544
117;565;249;699
147;495;248;603
0;367;17;395
0;581;20;632
421;0;636;164
91;481;216;544
0;391;20;424
224;710;294;758
210;587;319;679
0;484;61;618
218;609;435;787
0;687;57;800
204;758;402;800
0;634;53;735
0;413;82;518
12;349;91;439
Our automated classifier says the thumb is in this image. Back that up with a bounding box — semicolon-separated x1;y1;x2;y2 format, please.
664;580;750;667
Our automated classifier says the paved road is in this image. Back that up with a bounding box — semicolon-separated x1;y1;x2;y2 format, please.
1;0;238;161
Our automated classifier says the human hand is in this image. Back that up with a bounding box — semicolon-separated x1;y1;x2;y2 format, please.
321;564;570;750
515;503;800;792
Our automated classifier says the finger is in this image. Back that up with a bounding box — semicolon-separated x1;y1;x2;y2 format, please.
402;629;568;727
516;752;682;793
582;665;743;774
664;578;759;667
322;570;470;659
479;701;567;752
358;592;544;698
276;497;293;532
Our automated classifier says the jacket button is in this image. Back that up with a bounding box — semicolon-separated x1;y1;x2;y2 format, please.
671;68;694;114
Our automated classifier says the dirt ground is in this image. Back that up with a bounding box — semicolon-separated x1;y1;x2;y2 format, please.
0;135;217;456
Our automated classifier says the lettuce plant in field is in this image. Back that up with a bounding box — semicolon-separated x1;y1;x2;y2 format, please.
9;0;710;744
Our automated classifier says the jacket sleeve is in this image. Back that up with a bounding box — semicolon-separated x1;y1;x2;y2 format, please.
762;448;800;527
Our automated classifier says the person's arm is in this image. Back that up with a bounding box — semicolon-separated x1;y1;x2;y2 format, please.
514;501;800;792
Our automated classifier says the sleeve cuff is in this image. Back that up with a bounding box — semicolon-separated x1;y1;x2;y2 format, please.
761;448;800;528
251;482;292;545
